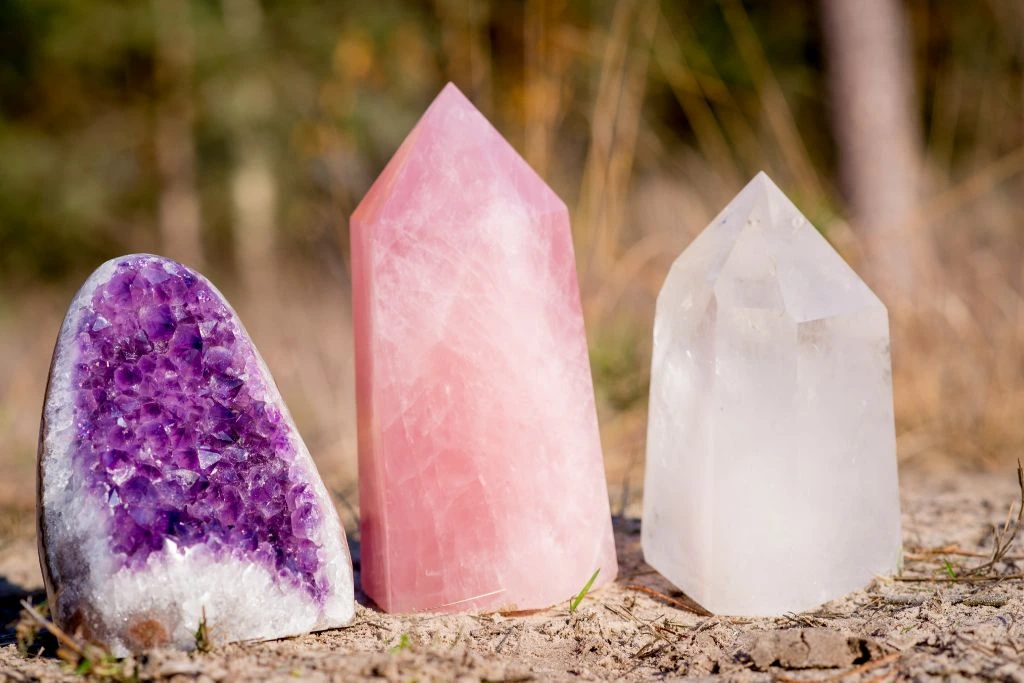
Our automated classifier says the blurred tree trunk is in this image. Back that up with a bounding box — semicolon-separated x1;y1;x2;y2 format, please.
152;0;204;268
820;0;924;295
223;0;278;297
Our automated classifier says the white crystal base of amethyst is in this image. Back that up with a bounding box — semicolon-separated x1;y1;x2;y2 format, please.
65;537;350;656
44;475;353;655
39;256;354;653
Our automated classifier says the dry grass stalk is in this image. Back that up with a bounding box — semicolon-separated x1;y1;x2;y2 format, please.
777;651;901;683
576;0;658;286
719;0;825;204
892;573;1024;584
962;460;1024;576
624;583;712;616
603;601;688;659
905;546;997;560
897;461;1024;583
17;600;137;681
652;15;740;190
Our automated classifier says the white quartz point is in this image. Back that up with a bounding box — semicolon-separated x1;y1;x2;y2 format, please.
642;172;901;617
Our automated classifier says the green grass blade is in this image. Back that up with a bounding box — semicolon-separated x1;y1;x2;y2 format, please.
569;569;601;613
943;559;957;580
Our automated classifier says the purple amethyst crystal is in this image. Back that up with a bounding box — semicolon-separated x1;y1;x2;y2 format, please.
38;254;353;654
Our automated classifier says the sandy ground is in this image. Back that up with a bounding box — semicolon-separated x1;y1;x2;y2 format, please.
2;460;1024;682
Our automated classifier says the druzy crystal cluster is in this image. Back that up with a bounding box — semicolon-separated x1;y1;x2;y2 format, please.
351;83;617;613
642;173;901;616
39;255;353;654
74;258;322;591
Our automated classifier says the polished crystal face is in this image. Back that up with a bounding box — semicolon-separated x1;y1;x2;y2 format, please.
351;83;617;613
642;173;901;616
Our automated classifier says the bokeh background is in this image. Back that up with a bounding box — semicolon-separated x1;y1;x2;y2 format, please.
1;0;1022;515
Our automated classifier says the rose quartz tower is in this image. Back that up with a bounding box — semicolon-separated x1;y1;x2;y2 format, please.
351;83;616;614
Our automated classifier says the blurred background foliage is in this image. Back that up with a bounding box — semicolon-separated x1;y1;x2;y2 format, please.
0;0;1022;505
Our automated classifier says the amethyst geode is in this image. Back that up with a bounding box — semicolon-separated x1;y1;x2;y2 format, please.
38;255;354;654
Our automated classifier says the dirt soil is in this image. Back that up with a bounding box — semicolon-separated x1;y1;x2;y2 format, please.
2;460;1024;682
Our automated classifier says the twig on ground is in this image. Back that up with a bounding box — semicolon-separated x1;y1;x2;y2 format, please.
604;601;687;658
904;546;1022;560
647;614;688;640
624;584;712;616
781;611;827;628
777;652;900;683
494;625;517;653
14;600;47;654
892;573;1024;583
18;600;85;661
963;461;1024;577
897;461;1024;584
633;639;666;659
17;599;137;681
603;602;636;623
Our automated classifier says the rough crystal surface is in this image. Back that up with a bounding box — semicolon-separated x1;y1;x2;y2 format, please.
351;83;617;613
642;173;901;617
39;254;354;654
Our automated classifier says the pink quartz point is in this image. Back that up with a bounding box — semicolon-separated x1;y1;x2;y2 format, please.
351;83;617;614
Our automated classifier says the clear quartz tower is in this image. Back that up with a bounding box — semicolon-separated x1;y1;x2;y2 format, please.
642;173;901;616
